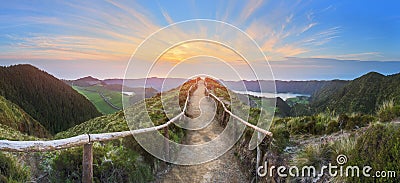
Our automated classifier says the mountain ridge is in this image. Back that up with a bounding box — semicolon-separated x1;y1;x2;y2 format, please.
0;64;102;134
311;71;400;114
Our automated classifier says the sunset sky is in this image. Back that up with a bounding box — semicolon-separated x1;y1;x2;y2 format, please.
0;0;399;80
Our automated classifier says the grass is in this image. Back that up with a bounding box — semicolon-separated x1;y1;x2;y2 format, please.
377;99;400;122
286;96;310;107
72;86;124;114
0;123;40;140
0;152;31;182
0;95;50;138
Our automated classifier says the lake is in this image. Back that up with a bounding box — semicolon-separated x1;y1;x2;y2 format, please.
232;90;310;100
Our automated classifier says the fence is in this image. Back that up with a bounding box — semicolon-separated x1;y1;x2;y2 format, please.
0;82;272;182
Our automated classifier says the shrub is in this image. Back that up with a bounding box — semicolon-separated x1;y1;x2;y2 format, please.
326;120;340;134
0;152;30;182
338;114;376;130
292;144;333;170
269;123;290;153
49;142;153;183
287;116;326;135
346;123;400;183
377;100;400;122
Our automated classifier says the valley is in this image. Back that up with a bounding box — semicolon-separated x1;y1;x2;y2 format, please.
0;65;399;182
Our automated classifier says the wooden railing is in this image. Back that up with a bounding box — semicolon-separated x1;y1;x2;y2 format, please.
204;84;273;136
0;81;272;182
0;84;194;183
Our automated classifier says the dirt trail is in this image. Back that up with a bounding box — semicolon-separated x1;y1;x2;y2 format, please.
157;80;248;183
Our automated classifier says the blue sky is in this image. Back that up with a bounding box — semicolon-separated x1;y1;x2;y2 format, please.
0;0;399;80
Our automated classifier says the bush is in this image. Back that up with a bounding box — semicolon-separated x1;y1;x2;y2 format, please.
292;144;333;170
346;123;400;183
0;152;30;182
338;114;376;130
269;123;290;153
49;142;153;183
377;100;400;122
287;116;326;135
326;120;340;134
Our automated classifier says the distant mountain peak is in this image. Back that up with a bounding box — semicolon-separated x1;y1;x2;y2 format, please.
76;76;100;82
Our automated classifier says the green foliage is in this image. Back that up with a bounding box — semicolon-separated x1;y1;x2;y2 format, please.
346;123;400;182
287;116;326;135
284;113;375;136
0;95;50;138
311;72;400;115
292;144;333;170
0;123;39;140
331;137;356;159
49;142;153;183
291;103;313;116
286;96;310;107
326;120;340;134
377;100;400;122
0;64;101;134
0;152;30;182
339;114;376;130
72;86;120;114
269;123;290;153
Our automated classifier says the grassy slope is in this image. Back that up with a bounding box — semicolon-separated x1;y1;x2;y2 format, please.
56;84;184;140
311;72;400;114
72;86;125;114
0;95;50;138
0;123;39;140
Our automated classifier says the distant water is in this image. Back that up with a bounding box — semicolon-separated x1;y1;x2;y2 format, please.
232;90;310;100
122;91;135;96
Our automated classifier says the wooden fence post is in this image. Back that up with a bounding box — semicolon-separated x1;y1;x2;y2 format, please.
82;143;93;183
164;126;170;160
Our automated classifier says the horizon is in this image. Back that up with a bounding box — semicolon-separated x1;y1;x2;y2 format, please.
2;63;398;82
1;1;399;80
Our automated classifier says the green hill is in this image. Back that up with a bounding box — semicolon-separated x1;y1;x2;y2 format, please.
0;95;50;138
55;79;195;140
72;85;158;114
311;72;400;114
0;64;102;134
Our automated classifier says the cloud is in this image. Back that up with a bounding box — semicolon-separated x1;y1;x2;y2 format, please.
161;8;174;25
238;0;265;23
313;52;383;61
0;0;341;64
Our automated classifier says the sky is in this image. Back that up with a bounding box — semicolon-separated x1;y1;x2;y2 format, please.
0;0;399;80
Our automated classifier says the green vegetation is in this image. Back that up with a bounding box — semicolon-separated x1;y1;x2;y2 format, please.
346;123;400;183
0;64;101;134
286;96;310;107
292;143;332;171
0;123;40;140
311;72;400;115
51;79;201;182
268;122;290;153
72;86;121;114
0;152;30;182
377;99;400;122
48;142;153;183
0;95;50;138
278;113;376;136
57;81;190;143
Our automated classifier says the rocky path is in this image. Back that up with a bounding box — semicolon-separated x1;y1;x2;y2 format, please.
156;80;248;183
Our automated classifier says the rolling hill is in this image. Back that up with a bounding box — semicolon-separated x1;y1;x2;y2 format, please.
0;64;102;134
